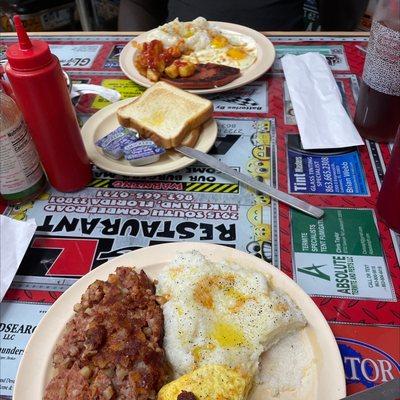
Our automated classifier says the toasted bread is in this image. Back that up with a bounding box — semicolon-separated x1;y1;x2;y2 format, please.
117;82;213;149
181;126;201;148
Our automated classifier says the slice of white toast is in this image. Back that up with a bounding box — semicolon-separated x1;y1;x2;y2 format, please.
181;126;201;148
117;82;213;149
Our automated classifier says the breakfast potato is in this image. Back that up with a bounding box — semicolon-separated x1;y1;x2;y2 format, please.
134;39;186;81
147;68;160;82
165;63;179;79
152;39;164;54
155;59;166;73
166;45;182;59
178;62;196;77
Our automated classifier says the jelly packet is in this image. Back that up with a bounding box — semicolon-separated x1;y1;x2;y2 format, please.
96;127;137;160
96;126;133;147
124;140;166;166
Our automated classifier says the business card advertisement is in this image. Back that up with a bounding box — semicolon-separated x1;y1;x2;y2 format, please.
274;45;349;71
104;44;125;69
49;44;102;68
91;78;145;109
291;208;394;300
0;302;51;397
287;135;368;196
331;323;400;395
207;81;268;114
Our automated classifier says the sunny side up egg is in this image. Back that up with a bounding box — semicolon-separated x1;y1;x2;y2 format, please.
183;32;258;70
156;250;306;380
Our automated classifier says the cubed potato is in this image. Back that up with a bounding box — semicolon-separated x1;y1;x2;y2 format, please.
164;63;179;79
155;59;165;73
146;68;160;82
178;62;196;77
153;40;164;53
170;46;181;58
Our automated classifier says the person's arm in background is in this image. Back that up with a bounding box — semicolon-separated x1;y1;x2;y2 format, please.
118;0;168;31
317;0;369;30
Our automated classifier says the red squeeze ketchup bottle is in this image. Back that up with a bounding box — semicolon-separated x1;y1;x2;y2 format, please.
5;16;92;192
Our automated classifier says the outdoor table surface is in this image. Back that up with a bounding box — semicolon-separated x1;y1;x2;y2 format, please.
0;30;399;399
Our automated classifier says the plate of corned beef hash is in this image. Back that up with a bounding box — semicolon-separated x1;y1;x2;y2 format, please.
14;242;345;400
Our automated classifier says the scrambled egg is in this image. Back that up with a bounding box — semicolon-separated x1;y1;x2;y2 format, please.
157;364;251;400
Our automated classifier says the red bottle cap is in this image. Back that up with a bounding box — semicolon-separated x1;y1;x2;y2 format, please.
6;15;52;71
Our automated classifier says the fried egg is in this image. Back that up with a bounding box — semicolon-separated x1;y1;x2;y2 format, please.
183;32;257;70
156;251;306;379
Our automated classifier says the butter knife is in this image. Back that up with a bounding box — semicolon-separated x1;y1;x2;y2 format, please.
176;146;324;219
341;378;400;400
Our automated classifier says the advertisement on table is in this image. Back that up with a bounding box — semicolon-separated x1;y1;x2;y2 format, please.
331;323;400;394
273;45;350;71
0;302;51;396
49;44;102;69
8;117;279;276
286;135;368;196
291;208;394;301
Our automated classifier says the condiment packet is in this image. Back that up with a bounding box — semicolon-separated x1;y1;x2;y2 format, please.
96;127;138;160
104;135;138;160
96;126;129;148
0;215;37;301
281;52;364;149
96;127;165;165
124;140;166;166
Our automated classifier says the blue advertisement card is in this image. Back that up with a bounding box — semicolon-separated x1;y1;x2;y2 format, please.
287;135;368;195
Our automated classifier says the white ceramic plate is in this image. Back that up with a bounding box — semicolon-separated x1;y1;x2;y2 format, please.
81;98;218;177
119;21;276;94
14;242;346;400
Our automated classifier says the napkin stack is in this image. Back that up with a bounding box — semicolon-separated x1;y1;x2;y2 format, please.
0;215;36;301
282;52;364;149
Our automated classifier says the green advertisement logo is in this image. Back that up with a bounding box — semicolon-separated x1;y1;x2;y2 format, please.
297;264;330;281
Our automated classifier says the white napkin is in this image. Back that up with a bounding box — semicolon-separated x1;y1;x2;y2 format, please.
282;52;364;149
0;215;37;301
70;84;121;102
